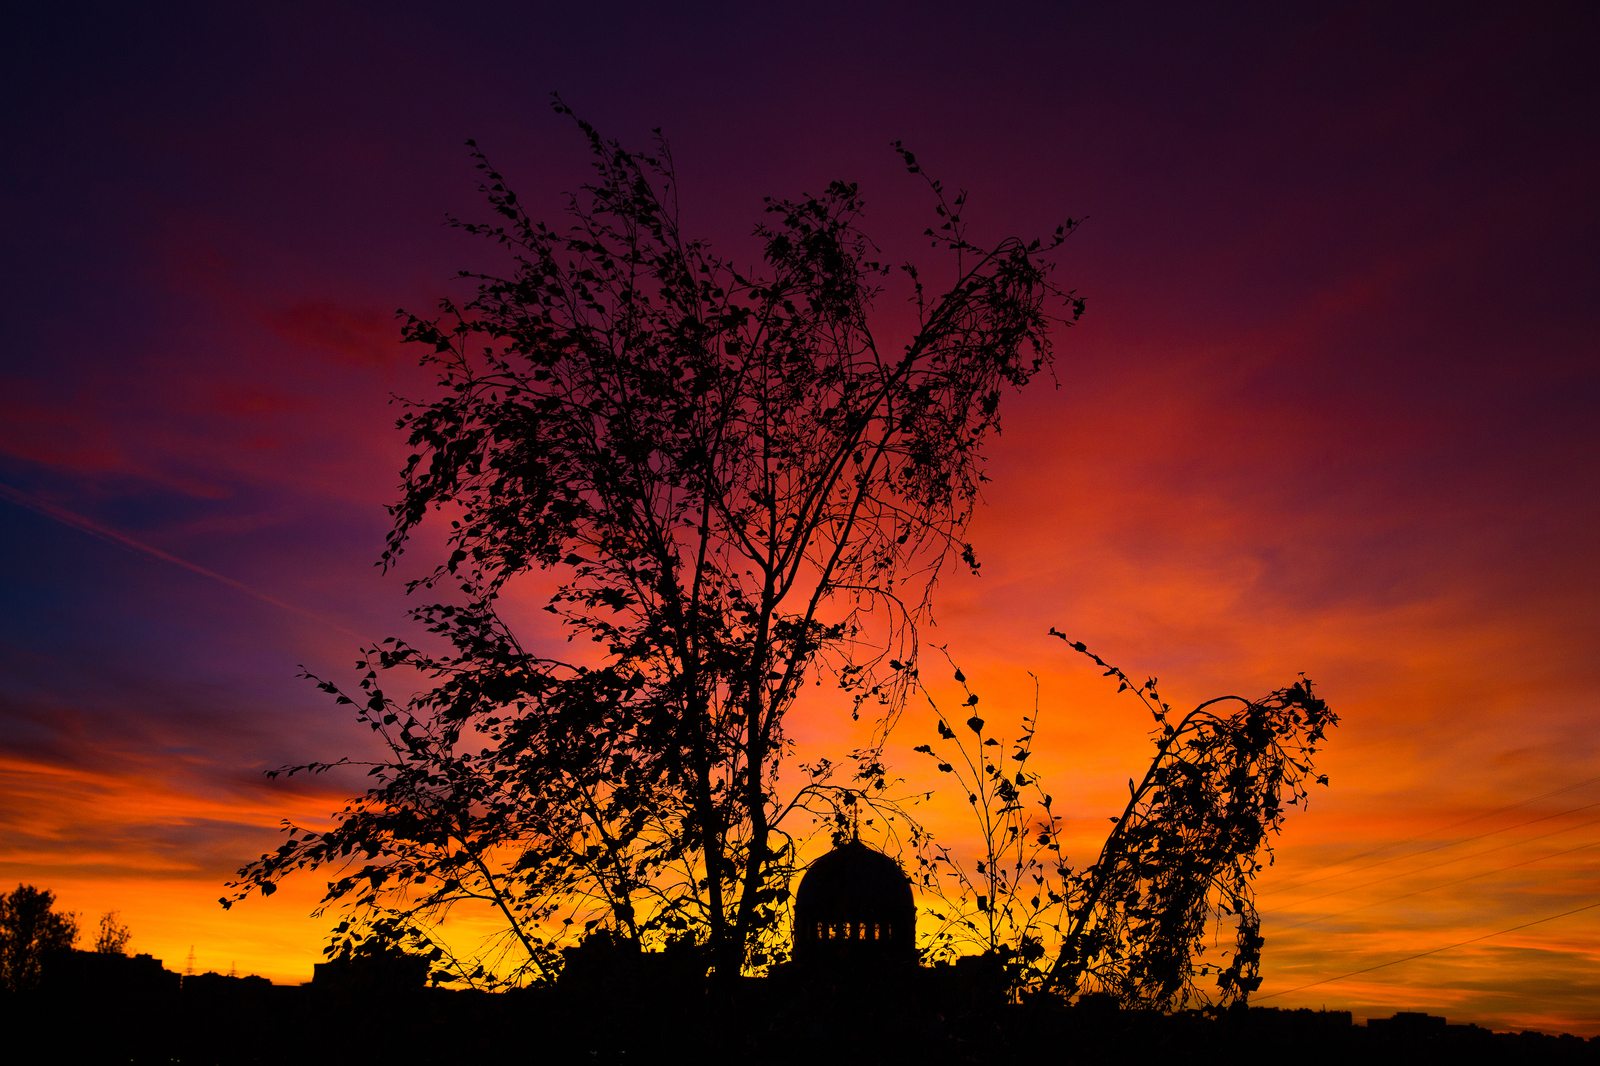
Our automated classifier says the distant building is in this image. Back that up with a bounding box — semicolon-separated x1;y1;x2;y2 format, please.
183;970;273;998
44;950;181;996
1368;1011;1448;1033
1243;1006;1354;1032
312;950;428;991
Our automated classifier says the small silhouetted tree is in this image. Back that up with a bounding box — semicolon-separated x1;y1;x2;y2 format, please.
94;911;132;955
0;885;79;992
913;656;1063;985
227;99;1082;985
915;634;1336;1009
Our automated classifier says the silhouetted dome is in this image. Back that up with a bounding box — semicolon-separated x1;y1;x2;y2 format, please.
792;837;916;969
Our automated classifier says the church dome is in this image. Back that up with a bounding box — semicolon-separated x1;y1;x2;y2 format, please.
792;838;916;968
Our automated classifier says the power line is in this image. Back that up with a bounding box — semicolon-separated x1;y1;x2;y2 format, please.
1255;899;1600;1002
1263;791;1600;899
1270;812;1600;913
1272;836;1600;933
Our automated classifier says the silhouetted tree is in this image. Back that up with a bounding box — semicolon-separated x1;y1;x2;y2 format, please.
0;885;78;991
227;99;1082;985
915;635;1336;1009
93;911;132;955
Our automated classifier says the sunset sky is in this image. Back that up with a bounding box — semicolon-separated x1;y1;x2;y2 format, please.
3;0;1598;1035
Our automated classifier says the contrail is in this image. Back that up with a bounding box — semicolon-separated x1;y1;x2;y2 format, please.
0;481;364;639
1269;799;1600;907
1261;771;1600;897
1255;898;1600;1001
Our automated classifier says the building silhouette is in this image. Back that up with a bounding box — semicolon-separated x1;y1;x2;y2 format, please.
791;834;917;970
311;949;427;991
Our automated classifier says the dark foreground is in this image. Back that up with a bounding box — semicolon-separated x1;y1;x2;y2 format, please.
8;951;1597;1065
